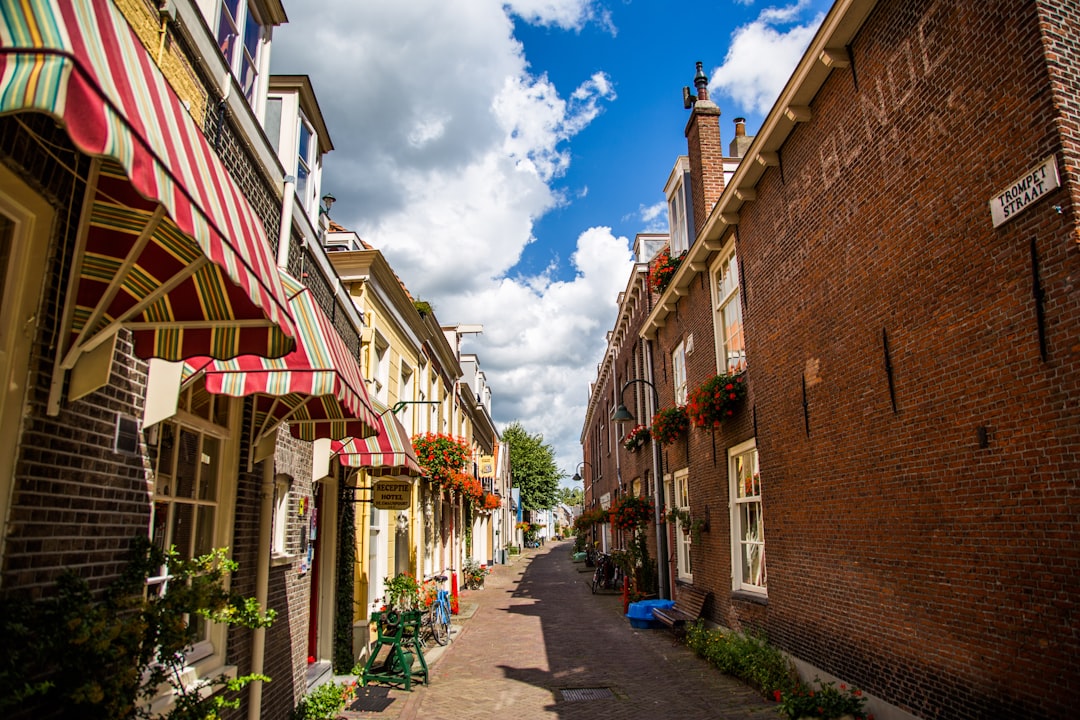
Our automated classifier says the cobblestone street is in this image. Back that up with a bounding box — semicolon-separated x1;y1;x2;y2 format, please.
342;540;777;720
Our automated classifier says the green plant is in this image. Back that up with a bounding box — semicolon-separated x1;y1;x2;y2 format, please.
609;494;653;533
648;245;686;294
651;405;689;445
383;573;421;611
462;557;487;590
411;433;471;486
684;622;798;699
774;680;871;720
412;299;434;317
686;372;748;428
291;679;358;720
667;507;706;542
0;537;274;719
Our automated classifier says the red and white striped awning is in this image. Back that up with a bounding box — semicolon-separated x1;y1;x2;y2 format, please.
186;271;381;446
0;0;296;368
333;400;422;477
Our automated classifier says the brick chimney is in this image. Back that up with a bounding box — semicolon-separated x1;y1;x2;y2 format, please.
684;61;723;239
729;117;753;158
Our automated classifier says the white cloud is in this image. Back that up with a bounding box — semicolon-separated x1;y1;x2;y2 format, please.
708;1;824;116
505;0;616;33
270;1;622;478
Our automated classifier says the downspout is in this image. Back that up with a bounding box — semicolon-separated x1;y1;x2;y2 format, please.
642;267;669;600
249;176;295;720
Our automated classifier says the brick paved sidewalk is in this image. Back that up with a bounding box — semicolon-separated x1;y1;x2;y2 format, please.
341;540;779;720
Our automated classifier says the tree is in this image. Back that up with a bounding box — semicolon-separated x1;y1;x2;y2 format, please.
502;422;560;511
556;486;583;507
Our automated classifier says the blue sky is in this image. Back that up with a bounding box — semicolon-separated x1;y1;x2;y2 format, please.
271;0;832;484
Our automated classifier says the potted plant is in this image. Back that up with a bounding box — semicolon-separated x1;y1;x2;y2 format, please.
622;424;650;451
667;507;707;542
648;245;686;295
383;572;421;612
686;372;748;428
651;406;689;445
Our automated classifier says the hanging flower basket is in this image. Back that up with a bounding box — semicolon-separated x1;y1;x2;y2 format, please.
686;372;748;428
651;406;689;445
622;424;650;452
609;495;654;532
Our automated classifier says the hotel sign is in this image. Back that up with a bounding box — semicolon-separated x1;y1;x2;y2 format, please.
372;480;411;510
989;156;1059;228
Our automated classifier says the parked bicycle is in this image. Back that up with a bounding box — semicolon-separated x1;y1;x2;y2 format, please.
422;574;452;646
591;551;623;594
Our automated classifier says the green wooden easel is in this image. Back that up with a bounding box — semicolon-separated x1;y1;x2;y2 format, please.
360;610;429;691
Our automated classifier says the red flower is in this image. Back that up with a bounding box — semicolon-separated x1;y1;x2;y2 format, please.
772;690;782;702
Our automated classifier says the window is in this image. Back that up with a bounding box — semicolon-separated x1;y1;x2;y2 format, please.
729;439;765;593
671;470;692;581
712;244;746;374
399;361;414;430
149;385;233;664
665;159;692;255
668;180;689;254
372;334;389;403
272;475;291;557
216;0;264;104
0;167;51;543
295;117;315;212
672;341;687;405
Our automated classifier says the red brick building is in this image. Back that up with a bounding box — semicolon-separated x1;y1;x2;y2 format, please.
585;0;1080;717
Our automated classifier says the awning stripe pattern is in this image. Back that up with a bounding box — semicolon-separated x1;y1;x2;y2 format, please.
194;271;381;443
0;0;295;360
332;400;422;477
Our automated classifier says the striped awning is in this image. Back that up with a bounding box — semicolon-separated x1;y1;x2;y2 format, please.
187;271;380;445
0;0;295;367
333;400;422;477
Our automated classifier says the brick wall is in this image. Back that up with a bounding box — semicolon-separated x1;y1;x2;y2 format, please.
0;115;152;597
731;0;1080;716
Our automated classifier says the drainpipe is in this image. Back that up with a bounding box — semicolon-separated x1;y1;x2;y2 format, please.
644;336;670;601
249;176;295;720
248;459;275;720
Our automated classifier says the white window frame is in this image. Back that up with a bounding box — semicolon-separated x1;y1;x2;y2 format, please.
399;361;414;431
215;0;265;106
271;474;292;558
295;114;316;214
668;470;692;582
672;341;687;405
373;333;390;404
711;240;746;375
728;439;765;594
148;387;241;674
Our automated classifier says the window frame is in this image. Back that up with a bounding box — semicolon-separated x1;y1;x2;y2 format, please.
672;340;687;406
669;469;692;582
728;438;766;595
147;386;241;674
215;0;265;106
711;240;746;375
271;474;292;558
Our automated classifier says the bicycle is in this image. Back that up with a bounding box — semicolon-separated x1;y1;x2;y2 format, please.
422;574;452;646
591;552;623;594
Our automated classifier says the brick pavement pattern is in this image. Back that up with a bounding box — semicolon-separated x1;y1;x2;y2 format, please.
347;540;778;720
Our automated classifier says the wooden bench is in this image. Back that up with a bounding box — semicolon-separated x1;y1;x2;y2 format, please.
652;585;709;640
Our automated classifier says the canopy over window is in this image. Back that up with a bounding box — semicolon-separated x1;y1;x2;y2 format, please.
186;271;380;459
332;400;421;477
0;0;297;411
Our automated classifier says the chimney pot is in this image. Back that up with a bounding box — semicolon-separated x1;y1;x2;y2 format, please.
694;61;709;101
734;117;746;136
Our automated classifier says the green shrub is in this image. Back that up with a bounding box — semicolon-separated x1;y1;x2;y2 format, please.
684;621;798;698
291;680;356;720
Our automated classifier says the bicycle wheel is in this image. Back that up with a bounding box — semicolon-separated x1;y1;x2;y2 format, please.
591;565;602;594
431;602;450;646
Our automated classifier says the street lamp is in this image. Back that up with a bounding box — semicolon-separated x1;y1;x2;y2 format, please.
571;460;592;485
612;378;669;600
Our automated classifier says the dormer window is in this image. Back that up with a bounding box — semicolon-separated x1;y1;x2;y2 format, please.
296;117;315;211
217;1;264;104
664;157;693;255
